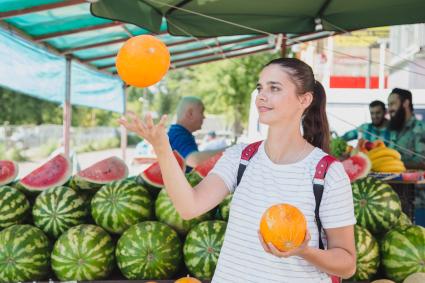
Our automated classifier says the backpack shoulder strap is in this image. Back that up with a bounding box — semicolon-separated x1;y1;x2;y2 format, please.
313;155;337;250
236;141;262;186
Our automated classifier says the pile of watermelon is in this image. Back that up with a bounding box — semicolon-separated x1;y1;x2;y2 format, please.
0;152;231;282
348;176;425;281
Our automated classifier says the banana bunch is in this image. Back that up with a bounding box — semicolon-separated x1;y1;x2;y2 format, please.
367;146;406;173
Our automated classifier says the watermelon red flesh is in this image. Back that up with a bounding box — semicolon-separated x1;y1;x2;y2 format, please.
77;157;128;184
140;150;185;188
194;152;223;178
20;154;71;191
342;152;371;182
0;160;18;186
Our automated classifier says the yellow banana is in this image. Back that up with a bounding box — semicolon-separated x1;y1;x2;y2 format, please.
373;160;406;172
372;156;398;169
374;165;406;173
367;147;401;161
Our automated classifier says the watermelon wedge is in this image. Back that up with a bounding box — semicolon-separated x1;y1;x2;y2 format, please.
71;157;128;190
0;160;18;186
20;154;71;193
140;150;185;189
342;152;371;182
193;152;223;178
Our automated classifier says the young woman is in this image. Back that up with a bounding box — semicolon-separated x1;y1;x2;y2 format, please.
119;58;356;283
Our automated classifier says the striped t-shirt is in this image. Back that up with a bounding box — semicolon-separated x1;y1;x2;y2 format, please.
210;143;356;283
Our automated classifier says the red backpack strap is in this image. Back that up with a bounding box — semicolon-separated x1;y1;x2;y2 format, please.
313;155;340;283
313;155;337;250
330;275;341;283
236;141;262;186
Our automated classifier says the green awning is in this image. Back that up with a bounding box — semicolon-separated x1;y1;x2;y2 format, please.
91;0;425;37
0;0;335;75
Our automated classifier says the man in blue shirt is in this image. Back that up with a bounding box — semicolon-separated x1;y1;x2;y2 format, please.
168;96;224;172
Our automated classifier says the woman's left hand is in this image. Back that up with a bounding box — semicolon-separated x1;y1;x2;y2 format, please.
257;230;311;258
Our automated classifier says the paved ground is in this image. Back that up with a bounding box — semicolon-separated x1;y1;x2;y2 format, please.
17;147;150;179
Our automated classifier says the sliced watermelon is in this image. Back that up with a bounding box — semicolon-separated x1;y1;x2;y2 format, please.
193;152;223;178
342;152;371;182
0;160;18;186
20;154;71;193
72;157;128;190
140;151;185;189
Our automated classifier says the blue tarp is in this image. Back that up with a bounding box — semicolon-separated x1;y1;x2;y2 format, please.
0;27;124;113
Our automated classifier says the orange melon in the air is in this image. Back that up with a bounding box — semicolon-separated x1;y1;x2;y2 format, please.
116;35;170;88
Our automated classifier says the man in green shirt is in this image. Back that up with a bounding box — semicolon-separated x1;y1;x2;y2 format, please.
387;88;425;170
387;88;425;217
341;100;390;143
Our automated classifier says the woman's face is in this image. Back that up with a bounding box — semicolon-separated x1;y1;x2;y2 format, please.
255;64;307;126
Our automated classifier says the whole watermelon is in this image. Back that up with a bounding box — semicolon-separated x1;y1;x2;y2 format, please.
395;212;412;228
91;180;153;234
351;225;380;281
0;225;50;282
218;194;232;221
135;175;162;199
155;189;213;235
32;186;89;238
116;221;182;279
51;224;115;281
381;225;425;282
183;220;227;279
352;177;401;235
0;186;30;229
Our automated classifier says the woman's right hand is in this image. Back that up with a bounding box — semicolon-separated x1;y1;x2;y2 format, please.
118;111;169;149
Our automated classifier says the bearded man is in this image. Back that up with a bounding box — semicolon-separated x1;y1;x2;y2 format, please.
387;88;425;170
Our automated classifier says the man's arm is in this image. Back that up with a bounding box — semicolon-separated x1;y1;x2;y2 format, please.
186;149;225;168
341;128;358;142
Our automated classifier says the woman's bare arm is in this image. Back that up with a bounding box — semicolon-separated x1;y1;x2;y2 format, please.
119;112;229;220
300;226;356;278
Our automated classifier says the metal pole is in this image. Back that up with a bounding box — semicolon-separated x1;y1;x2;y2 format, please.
120;84;127;162
366;46;372;89
379;41;386;89
280;33;287;57
324;36;334;88
63;55;72;159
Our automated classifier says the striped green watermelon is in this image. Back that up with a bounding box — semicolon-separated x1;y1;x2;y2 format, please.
351;225;380;281
0;186;30;229
0;224;50;282
155;189;213;235
396;212;412;228
352;177;402;235
91;180;153;234
51;224;115;281
32;186;89;238
135;175;162;199
183;220;227;280
116;221;182;280
381;225;425;282
218;194;232;221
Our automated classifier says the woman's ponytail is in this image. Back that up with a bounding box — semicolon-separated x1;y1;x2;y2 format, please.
302;80;330;153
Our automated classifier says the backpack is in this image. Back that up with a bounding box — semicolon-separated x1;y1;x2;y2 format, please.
237;141;341;283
